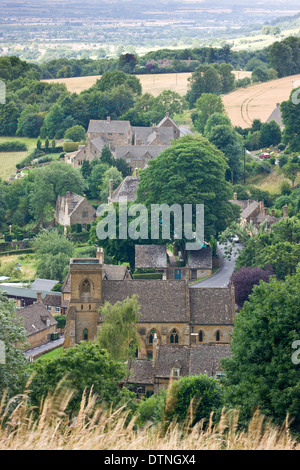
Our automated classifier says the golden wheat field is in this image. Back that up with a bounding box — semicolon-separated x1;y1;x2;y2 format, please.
43;71;251;97
223;74;300;128
0;389;299;451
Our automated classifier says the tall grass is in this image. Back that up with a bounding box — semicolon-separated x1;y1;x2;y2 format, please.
0;387;298;450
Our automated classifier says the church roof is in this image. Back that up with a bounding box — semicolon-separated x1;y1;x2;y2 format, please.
102;279;188;323
190;288;234;325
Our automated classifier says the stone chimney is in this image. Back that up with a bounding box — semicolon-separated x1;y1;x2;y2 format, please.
234;192;237;201
107;116;111;123
283;205;288;218
96;247;104;264
36;292;43;303
264;207;268;216
271;209;275;217
260;200;264;214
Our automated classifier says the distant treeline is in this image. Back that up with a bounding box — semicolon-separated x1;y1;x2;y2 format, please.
0;37;300;82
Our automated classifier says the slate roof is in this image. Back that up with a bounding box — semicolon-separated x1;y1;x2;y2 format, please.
240;201;260;220
17;301;57;336
102;264;132;280
0;285;57;300
43;294;62;308
266;103;283;129
252;212;279;229
88;119;131;134
102;280;188;323
135;245;167;269
127;344;232;384
110;176;139;202
115;145;166;161
188;247;212;270
31;278;59;292
125;359;155;385
190;288;234;325
154;345;191;378
188;344;232;376
90;136;106;151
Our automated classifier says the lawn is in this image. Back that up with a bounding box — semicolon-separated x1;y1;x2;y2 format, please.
0;136;37;181
0;252;37;282
37;346;63;362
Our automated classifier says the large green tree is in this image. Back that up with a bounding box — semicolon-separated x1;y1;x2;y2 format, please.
29;342;126;413
136;135;239;242
98;296;141;362
222;270;300;433
0;294;29;399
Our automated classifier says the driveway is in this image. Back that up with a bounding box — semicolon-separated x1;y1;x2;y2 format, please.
25;336;65;360
191;243;243;288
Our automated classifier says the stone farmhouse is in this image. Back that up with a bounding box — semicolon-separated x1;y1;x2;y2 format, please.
135;244;213;281
54;191;96;232
16;293;58;350
65;113;180;170
126;343;232;397
63;251;235;394
230;192;281;231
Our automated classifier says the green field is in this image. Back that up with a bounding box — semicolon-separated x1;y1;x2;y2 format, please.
0;136;37;181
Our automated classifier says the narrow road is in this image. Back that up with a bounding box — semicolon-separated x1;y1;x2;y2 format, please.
25;336;65;360
191;243;243;288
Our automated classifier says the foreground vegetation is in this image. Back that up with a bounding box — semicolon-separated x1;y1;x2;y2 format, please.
0;389;298;450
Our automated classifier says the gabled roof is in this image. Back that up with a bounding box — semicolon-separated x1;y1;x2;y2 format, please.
110;176;139;203
102;264;132;280
135;245;167;269
157;113;180;131
88;119;131;134
115;145;166;161
188;247;212;270
240;201;260;220
154;345;191;378
17;301;57;336
90;136;106;151
266;103;283;129
188;344;232;376
43;294;62;308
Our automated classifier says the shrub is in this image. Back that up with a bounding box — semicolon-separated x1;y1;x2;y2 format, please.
0;141;27;152
62;142;80;152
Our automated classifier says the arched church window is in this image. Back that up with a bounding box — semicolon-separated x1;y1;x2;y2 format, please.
216;330;221;342
170;329;179;344
81;279;91;295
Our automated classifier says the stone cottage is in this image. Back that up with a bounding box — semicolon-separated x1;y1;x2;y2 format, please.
55;191;96;232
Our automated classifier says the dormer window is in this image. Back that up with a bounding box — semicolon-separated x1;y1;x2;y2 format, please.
172;368;180;377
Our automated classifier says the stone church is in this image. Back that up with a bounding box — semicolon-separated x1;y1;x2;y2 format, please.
63;249;235;360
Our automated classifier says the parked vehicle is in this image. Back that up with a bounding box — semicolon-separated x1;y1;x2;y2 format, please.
259;153;270;159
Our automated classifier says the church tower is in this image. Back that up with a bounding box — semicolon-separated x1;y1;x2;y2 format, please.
64;252;103;348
